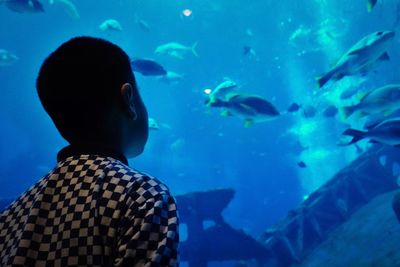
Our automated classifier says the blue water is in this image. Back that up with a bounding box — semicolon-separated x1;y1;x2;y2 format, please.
1;0;400;265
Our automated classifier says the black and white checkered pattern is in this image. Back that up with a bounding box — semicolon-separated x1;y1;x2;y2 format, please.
0;155;179;266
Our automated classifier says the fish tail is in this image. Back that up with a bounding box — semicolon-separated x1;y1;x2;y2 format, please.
316;70;335;88
367;0;377;12
33;0;45;12
342;128;366;145
191;41;199;57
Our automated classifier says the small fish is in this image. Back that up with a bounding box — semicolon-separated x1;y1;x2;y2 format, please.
341;84;400;119
367;0;378;12
155;42;199;59
99;19;123;32
157;71;184;84
317;31;395;88
4;0;44;13
302;105;317;118
137;19;151;32
322;105;338;118
243;45;256;57
131;58;167;76
287;103;301;113
208;80;238;100
148;118;159;130
0;49;18;66
207;93;280;127
50;0;79;19
342;118;400;146
297;161;307;168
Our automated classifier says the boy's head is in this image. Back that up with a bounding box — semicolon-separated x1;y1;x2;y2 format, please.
37;36;148;157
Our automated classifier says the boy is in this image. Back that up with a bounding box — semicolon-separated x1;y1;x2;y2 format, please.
0;37;179;266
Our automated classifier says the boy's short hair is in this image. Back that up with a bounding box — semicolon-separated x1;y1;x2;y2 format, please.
37;36;136;144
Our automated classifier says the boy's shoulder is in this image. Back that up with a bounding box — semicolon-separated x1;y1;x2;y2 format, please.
98;156;172;202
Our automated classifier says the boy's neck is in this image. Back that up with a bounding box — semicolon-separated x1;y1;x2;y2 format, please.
57;144;128;165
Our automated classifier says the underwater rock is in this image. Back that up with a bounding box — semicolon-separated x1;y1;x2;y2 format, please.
176;189;269;266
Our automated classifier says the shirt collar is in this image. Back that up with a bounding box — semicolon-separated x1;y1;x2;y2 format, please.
57;145;129;165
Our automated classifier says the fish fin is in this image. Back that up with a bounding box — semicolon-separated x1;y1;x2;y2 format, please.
367;0;377;12
33;0;45;12
244;119;254;128
316;68;339;88
220;110;233;116
316;74;331;88
191;41;199;57
378;52;390;61
365;121;381;130
348;48;364;56
342;128;366;145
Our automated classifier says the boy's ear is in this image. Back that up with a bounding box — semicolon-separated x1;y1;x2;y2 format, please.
121;83;138;120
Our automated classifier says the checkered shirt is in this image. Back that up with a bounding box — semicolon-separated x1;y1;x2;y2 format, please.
0;154;179;266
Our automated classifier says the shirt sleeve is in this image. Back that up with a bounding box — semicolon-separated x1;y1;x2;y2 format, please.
115;193;179;267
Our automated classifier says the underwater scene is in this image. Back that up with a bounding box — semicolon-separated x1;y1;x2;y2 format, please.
1;0;400;266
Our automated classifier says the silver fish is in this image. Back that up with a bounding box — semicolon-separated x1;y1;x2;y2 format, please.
342;84;400;119
207;93;280;127
343;118;400;146
317;31;395;88
0;49;18;66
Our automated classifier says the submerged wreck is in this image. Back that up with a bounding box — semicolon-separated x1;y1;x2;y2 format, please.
177;146;400;266
176;189;269;267
259;145;400;267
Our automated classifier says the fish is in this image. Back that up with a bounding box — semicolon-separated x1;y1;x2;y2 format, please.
341;84;400;119
148;118;159;130
131;58;167;76
207;93;280;128
3;0;44;13
208;80;238;100
157;71;184;84
342;118;400;146
302;105;317;118
0;49;18;66
367;0;378;12
287;103;301;113
297;161;307;168
155;42;199;59
137;19;150;32
317;31;395;88
49;0;79;19
133;14;151;32
364;108;400;130
99;19;123;32
243;45;256;57
322;105;338;118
